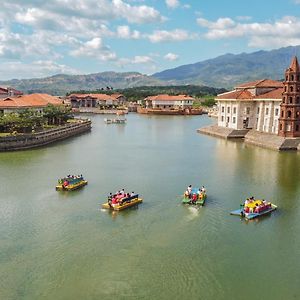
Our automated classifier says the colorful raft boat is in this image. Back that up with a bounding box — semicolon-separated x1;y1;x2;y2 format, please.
230;199;277;220
56;176;88;191
182;188;207;206
102;194;142;211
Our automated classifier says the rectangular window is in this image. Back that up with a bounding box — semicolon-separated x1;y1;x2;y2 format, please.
257;107;260;114
233;117;236;124
233;107;236;114
246;107;250;114
222;106;225;113
275;108;279;116
221;116;224;122
227;107;230;113
266;108;269;115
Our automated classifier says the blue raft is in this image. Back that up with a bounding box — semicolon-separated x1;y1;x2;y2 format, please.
230;204;277;220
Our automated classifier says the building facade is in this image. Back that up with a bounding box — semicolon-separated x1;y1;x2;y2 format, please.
144;94;194;109
217;79;283;134
0;87;23;99
68;93;126;109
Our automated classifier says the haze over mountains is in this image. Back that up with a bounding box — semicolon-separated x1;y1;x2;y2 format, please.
1;45;300;95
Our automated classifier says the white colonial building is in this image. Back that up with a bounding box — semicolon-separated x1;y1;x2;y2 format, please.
217;79;283;134
144;94;194;109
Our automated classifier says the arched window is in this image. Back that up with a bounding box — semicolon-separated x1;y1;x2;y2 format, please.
283;96;285;103
286;76;288;81
280;123;283;130
287;110;292;118
290;86;294;92
289;97;293;104
284;86;287;92
297;97;300;104
291;75;294;81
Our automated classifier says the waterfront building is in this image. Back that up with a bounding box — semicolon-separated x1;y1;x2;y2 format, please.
216;57;300;136
68;93;126;109
0;93;62;114
217;79;283;134
144;94;194;109
0;87;23;99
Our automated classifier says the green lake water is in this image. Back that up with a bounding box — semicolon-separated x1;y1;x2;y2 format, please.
1;114;300;300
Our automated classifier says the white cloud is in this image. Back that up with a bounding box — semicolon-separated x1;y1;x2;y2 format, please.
0;60;80;80
70;37;117;61
116;26;141;39
164;52;179;61
166;0;180;9
197;17;236;30
148;29;197;43
132;55;153;64
197;16;300;48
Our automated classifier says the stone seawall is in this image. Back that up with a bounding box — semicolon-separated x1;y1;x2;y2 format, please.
198;124;300;151
0;120;91;151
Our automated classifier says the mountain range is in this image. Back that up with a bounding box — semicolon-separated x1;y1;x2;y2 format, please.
1;45;300;95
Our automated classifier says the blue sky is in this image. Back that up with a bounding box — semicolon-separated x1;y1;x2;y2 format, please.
1;0;300;80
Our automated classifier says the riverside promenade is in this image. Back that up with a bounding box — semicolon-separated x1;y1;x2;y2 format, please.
0;119;91;151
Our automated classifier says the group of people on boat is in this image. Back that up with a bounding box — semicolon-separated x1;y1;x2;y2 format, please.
184;185;206;203
58;174;84;187
243;197;271;214
107;189;136;207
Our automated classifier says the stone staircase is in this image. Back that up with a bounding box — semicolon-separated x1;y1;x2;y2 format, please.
228;129;249;138
280;138;300;150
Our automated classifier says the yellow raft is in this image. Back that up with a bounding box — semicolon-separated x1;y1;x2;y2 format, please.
102;197;143;211
56;180;88;191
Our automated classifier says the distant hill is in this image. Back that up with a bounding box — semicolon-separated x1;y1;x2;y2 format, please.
1;45;300;94
153;45;300;88
0;72;164;96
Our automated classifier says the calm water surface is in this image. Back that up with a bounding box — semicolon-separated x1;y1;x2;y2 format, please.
1;114;300;300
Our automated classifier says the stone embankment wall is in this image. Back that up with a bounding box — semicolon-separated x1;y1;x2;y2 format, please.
0;120;91;151
73;107;128;114
198;124;300;151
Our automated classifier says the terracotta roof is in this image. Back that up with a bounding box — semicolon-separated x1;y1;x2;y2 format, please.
69;93;120;101
0;93;62;108
255;87;283;99
145;94;195;101
236;79;283;89
217;89;254;100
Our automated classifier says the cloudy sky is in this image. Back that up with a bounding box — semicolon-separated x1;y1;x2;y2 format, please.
1;0;300;80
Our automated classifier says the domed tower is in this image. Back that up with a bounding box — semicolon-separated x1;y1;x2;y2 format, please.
278;56;300;137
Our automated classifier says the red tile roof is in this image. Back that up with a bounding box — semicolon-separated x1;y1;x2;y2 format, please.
0;94;62;108
236;79;283;89
217;89;254;100
69;93;122;101
255;87;283;99
145;94;195;101
217;87;283;101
